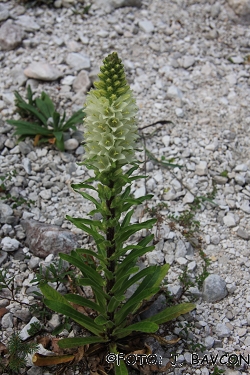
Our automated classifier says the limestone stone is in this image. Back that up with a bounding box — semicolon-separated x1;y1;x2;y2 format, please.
24;63;63;81
0;20;24;51
21;219;78;258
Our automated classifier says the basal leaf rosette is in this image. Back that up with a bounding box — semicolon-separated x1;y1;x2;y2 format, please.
84;52;138;172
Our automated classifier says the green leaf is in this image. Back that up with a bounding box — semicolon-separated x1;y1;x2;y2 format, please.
44;299;104;336
59;252;105;286
71;183;97;192
94;315;108;325
131;264;170;300
64;294;105;315
146;303;196;325
52;111;60;128
7;120;52;136
115;219;157;243
107;295;125;313
76;248;107;265
115;287;159;326
62;109;85;130
77;278;107;310
113;321;158;338
69;192;101;209
111;266;157;294
124;195;154;205
66;216;104;241
16;101;48;125
115;245;154;274
36;93;55;118
39;283;71;306
114;358;128;375
58;336;107;349
121;209;134;228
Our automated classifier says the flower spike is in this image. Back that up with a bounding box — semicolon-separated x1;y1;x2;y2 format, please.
84;52;138;172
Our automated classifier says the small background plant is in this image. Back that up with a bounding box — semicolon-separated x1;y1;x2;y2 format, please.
7;86;85;151
0;333;38;374
0;170;34;208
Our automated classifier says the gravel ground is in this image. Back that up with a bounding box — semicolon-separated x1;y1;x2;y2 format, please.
0;0;250;374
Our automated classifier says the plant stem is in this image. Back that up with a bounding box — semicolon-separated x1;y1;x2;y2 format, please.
106;182;116;331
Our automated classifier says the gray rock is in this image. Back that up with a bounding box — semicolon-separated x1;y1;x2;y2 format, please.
175;239;187;258
1;237;21;252
235;163;248;172
0;4;9;21
146;249;164;265
166;85;183;99
237;227;249;239
210;235;220;245
167;284;183;299
14;308;31;322
181;56;195;69
19;142;33;155
73;70;91;93
61;75;75;85
175;107;184;117
204;335;214;349
202;274;228;302
235;174;245;185
229;56;244;64
228;0;250;19
23;157;32;174
0;251;8;266
21;219;78;258
240;200;250;214
29;256;40;269
215;323;231;338
0;20;24;51
1;312;13;328
183;191;194;204
64;138;79;150
210;3;221;18
162;135;170;147
223;213;237;227
39;189;52;200
15;15;40;32
140;294;166;320
187;261;197;272
138;19;154;33
0;203;13;223
27;366;43;375
196;161;208;176
24;63;63;81
48;314;61;329
66;53;91;71
213;175;228;184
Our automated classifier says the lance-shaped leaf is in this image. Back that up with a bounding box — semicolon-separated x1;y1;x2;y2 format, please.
130;264;170;301
113;321;159;339
44;299;104;336
58;336;107;349
115;219;157;243
111;266;157;295
59;252;105;286
144;303;196;325
64;294;105;315
115;287;159;326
